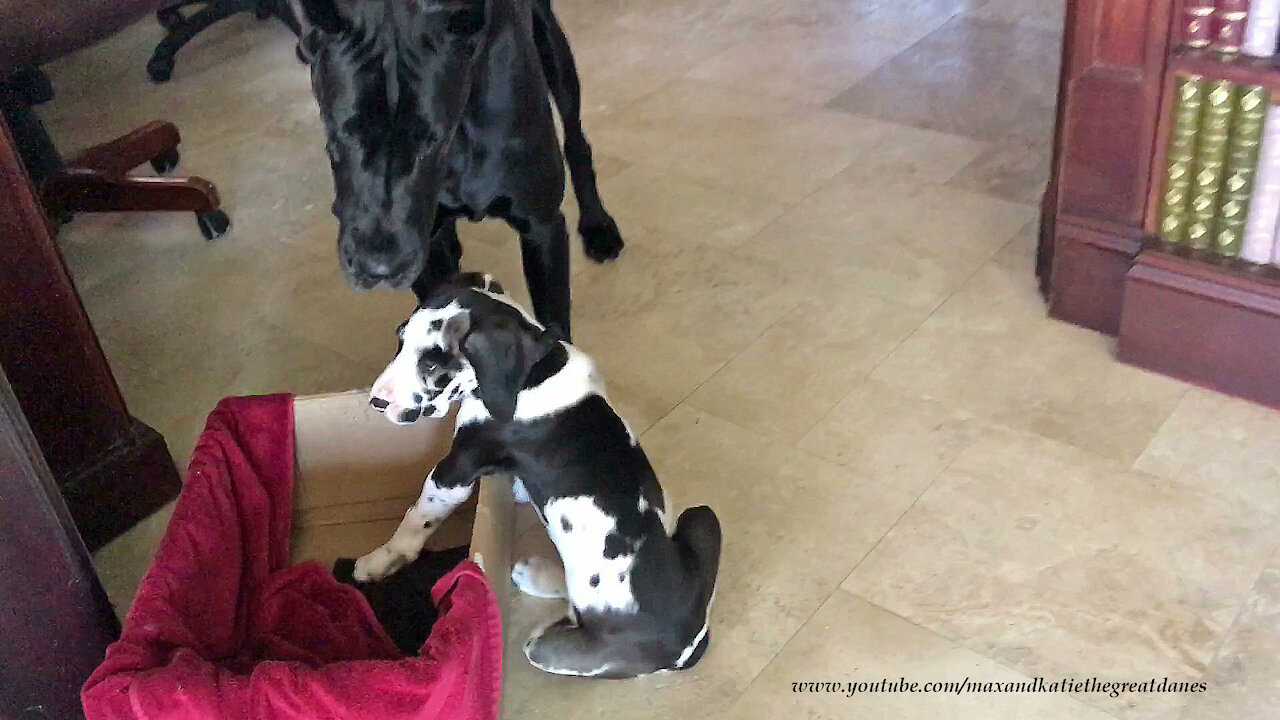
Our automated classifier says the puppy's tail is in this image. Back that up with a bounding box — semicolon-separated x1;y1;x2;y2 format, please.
671;505;722;669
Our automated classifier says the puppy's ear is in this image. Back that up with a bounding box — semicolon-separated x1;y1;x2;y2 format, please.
460;316;556;422
442;310;471;351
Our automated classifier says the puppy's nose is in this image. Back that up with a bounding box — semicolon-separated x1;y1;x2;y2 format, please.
369;397;390;411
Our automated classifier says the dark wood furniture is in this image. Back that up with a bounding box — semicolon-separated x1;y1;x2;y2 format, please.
0;0;230;239
1041;0;1280;409
1;112;182;551
0;365;120;720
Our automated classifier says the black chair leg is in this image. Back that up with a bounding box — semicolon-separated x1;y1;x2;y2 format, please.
156;0;206;29
147;1;253;83
0;68;64;190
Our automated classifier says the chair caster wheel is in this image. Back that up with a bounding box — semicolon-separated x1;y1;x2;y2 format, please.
197;209;230;240
147;56;174;83
157;7;184;29
150;148;180;175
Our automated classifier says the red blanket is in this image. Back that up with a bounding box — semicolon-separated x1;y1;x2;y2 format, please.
82;395;502;720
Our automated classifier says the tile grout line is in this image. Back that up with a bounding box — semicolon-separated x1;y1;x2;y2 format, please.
839;589;1132;720
787;226;1003;446
721;368;990;710
664;104;914;427
722;468;942;714
1189;541;1280;701
1126;389;1191;474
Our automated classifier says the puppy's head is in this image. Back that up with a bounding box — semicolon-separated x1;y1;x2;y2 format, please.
370;301;472;425
294;0;490;290
369;275;559;424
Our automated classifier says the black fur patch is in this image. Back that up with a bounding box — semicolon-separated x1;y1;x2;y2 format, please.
421;347;451;367
484;196;514;218
560;516;572;533
603;533;629;559
589;574;599;587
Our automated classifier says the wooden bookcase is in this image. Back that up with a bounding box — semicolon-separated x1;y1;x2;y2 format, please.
1040;0;1280;409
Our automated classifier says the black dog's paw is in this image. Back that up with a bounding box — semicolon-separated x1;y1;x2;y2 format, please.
581;217;625;263
333;557;361;587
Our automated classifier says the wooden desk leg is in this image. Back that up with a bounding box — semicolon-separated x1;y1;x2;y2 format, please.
0;110;181;550
0;367;119;719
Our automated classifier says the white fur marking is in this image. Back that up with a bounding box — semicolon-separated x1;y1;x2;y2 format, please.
675;585;717;669
544;495;638;614
455;394;491;426
475;287;542;328
512;344;601;421
675;622;708;669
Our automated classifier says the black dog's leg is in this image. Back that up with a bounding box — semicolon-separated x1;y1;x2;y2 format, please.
411;216;463;303
519;212;572;340
532;8;624;264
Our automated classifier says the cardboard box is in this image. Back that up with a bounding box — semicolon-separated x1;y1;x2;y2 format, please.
289;389;515;639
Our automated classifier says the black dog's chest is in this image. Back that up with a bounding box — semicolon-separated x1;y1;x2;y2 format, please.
432;112;564;230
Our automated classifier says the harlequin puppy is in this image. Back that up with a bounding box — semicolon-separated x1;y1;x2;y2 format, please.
354;273;722;678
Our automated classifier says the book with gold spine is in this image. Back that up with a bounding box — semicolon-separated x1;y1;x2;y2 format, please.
1186;79;1237;250
1182;0;1217;47
1214;85;1268;255
1212;0;1251;53
1158;75;1207;242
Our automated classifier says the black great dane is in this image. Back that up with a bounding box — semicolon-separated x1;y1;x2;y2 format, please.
293;0;623;339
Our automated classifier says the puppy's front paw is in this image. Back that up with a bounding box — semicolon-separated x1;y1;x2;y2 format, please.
512;556;568;598
353;548;404;583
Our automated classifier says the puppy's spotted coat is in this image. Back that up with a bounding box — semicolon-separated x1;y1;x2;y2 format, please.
358;273;722;678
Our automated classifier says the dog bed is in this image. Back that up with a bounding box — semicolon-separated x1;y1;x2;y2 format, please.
81;394;503;720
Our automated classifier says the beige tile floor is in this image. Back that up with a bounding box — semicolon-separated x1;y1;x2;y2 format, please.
36;0;1280;718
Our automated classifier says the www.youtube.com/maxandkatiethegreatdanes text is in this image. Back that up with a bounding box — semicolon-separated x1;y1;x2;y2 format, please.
791;677;1207;699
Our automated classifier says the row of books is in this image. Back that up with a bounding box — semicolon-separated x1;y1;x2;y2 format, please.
1181;0;1280;56
1157;75;1280;264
